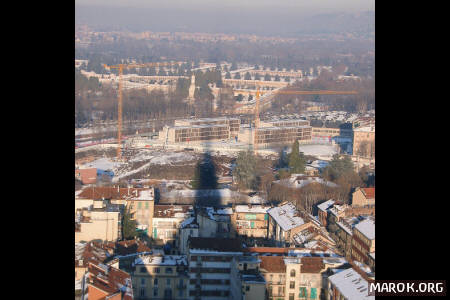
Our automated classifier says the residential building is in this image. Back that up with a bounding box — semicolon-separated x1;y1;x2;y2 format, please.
259;256;286;300
81;260;134;300
197;207;233;238
179;217;199;255
284;257;325;300
75;241;113;282
267;202;318;247
351;187;375;208
352;126;375;158
326;267;374;300
152;205;193;252
187;237;243;300
230;256;266;300
75;200;121;243
132;254;189;300
231;204;270;238
317;200;335;227
75;186;155;234
351;218;375;266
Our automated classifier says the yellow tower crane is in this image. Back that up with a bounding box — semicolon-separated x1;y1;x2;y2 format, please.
103;61;183;160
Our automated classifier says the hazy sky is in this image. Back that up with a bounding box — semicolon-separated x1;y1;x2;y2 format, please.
75;0;374;13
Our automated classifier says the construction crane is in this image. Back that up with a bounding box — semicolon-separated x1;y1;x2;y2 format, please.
252;87;358;153
103;61;183;160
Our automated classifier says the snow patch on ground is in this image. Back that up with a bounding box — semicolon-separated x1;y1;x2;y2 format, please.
298;144;338;159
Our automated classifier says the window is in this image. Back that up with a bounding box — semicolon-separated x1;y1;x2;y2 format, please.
178;289;183;297
167;278;171;285
246;286;250;291
153;287;158;296
155;267;160;273
154;278;158;285
290;281;295;289
290;269;296;277
140;287;146;297
145;202;149;209
166;267;173;273
141;278;146;285
299;287;307;298
138;202;142;209
289;293;294;300
140;267;146;273
310;288;317;299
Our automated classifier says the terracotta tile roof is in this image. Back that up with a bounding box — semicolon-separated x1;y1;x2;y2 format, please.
75;168;97;184
87;261;133;300
300;257;325;273
153;205;192;218
115;240;151;256
244;247;289;254
75;242;112;268
189;237;243;252
259;256;286;273
76;186;153;201
362;187;375;199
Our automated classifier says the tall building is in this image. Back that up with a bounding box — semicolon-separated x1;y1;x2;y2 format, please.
132;254;189;300
351;218;375;265
187;237;243;300
188;75;196;100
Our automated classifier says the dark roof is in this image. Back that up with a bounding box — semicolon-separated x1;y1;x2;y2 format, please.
300;257;325;273
188;237;243;252
115;240;152;256
259;256;286;273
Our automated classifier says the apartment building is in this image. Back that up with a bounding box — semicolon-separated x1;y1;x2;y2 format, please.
317;200;335;227
352;126;375;158
197;207;233;238
230;256;266;300
351;187;375;208
326;267;374;300
351;218;375;266
81;260;134;300
267;202;318;247
75;186;155;233
152;205;193;251
232;204;270;238
75;200;122;243
132;254;189;300
259;256;286;300
284;257;324;300
187;237;243;300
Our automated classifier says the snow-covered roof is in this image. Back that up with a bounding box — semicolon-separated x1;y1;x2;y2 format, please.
354;126;375;132
317;199;335;212
276;176;338;189
354;218;375;240
267;202;305;231
133;255;187;266
328;268;374;300
163;188;242;199
235;205;269;214
180;217;196;228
